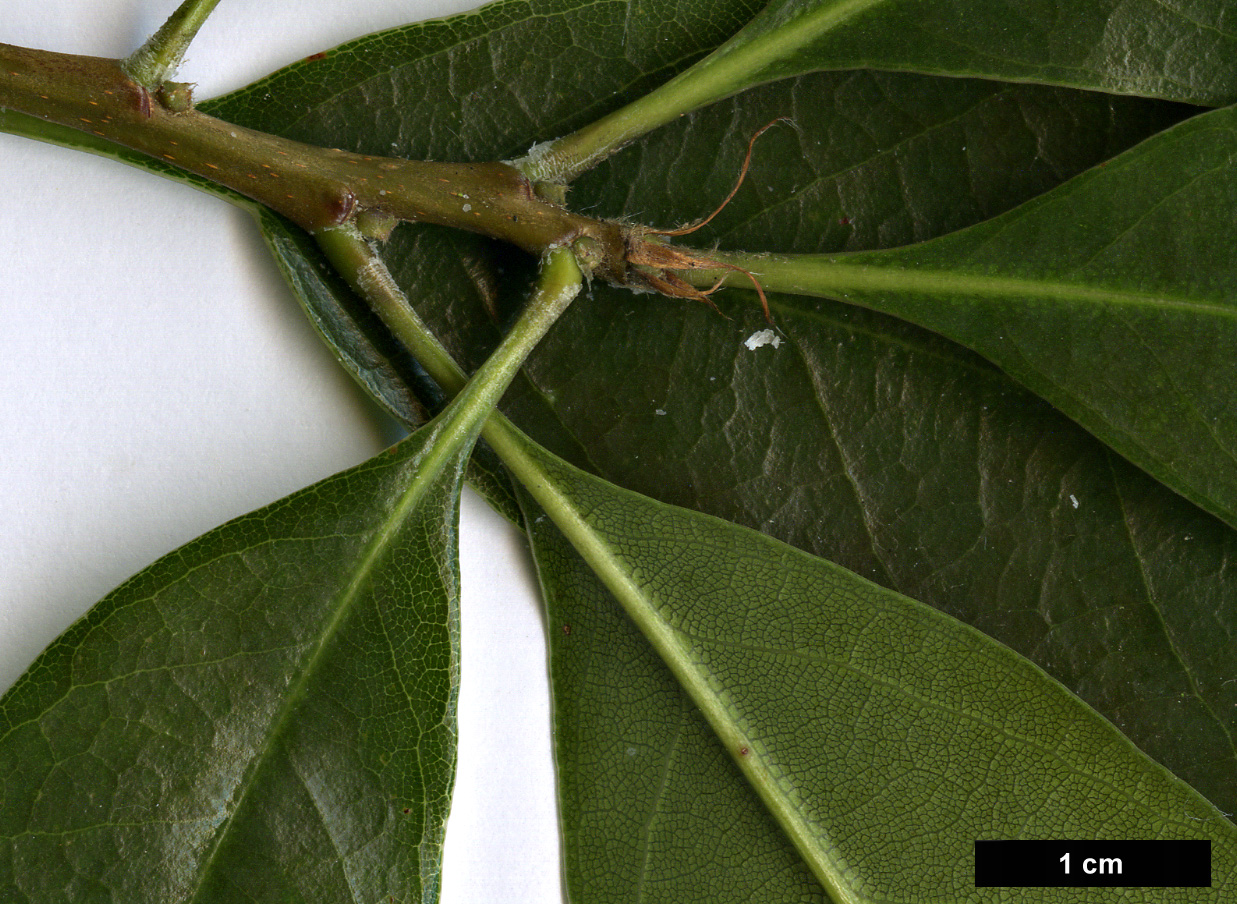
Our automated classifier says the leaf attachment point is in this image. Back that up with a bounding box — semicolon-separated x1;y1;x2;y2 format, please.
623;118;787;320
121;0;224;90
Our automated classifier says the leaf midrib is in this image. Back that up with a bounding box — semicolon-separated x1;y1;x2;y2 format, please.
713;0;886;72
506;443;864;904
185;425;459;904
778;259;1237;321
670;621;1174;818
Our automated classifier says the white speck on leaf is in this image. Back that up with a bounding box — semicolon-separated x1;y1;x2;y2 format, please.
655;409;666;416
744;329;781;351
1069;494;1079;509
462;203;472;212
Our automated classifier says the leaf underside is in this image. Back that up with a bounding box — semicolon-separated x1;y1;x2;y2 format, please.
517;445;1236;902
703;0;1237;107
189;0;1237;898
0;427;463;904
738;102;1237;537
207;0;1235;806
1;0;1227;900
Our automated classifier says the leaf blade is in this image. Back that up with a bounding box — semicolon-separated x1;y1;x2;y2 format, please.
173;0;1237;893
524;0;1237;178
523;488;828;902
508;431;1237;903
710;0;1237;105
0;421;465;903
718;103;1237;532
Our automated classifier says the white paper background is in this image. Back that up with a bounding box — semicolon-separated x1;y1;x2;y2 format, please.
0;2;562;900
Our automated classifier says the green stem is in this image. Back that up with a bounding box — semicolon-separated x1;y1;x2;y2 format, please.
0;41;630;263
515;66;726;183
314;222;582;464
315;227;469;396
514;1;861;183
438;243;584;440
317;221;854;899
122;0;225;88
316;226;581;443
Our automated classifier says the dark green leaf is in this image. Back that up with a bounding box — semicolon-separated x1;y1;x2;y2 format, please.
259;209;433;428
200;0;764;160
519;0;1237;179
717;103;1237;534
522;77;1237;818
538;96;1237;826
690;0;1237;107
513;440;1237;902
199;2;1237;894
0;423;464;903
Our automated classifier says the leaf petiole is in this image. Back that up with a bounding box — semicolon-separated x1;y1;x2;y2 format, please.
121;0;225;89
315;225;583;450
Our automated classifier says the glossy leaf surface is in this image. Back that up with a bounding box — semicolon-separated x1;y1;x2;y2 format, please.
719;103;1237;533
0;422;465;903
514;440;1237;903
208;8;1235;801
526;85;1237;820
